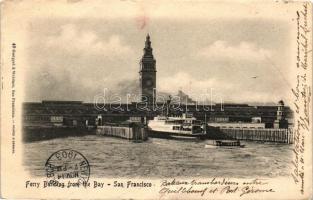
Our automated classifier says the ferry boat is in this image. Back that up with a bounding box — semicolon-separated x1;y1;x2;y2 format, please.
148;113;206;139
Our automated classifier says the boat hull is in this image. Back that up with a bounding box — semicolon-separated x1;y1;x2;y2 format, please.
148;130;206;139
204;140;245;148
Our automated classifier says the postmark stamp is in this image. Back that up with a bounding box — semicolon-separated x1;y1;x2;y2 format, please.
45;149;90;183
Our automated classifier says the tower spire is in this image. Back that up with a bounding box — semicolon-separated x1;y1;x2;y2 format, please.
143;33;154;60
145;34;151;49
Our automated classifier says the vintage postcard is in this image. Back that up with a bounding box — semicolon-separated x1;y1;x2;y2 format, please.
0;0;312;199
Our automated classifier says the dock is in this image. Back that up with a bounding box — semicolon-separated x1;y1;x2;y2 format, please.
206;127;293;144
96;123;148;142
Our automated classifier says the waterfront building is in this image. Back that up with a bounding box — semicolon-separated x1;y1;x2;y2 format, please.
22;100;293;129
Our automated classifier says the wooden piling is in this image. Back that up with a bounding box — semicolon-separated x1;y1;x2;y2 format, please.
96;123;148;141
217;128;293;144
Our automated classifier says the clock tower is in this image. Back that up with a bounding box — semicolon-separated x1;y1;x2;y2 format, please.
139;34;156;105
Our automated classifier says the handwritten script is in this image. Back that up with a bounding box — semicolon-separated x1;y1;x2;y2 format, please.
159;178;274;197
291;2;311;195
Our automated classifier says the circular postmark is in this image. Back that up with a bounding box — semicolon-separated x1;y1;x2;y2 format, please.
45;149;90;183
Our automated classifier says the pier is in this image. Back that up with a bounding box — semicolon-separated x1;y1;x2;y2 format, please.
96;123;148;142
206;127;293;144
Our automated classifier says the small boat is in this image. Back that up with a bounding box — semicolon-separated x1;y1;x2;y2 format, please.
205;140;245;148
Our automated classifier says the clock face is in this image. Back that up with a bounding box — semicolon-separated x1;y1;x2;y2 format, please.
145;79;153;87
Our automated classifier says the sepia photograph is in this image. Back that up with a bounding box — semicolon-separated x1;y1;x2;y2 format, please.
23;19;294;178
0;0;312;199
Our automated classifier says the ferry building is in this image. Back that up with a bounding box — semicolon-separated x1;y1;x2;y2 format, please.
22;35;293;130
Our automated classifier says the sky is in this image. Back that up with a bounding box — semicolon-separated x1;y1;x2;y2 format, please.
24;15;293;105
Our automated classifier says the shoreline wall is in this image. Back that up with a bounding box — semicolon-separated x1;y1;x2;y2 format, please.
206;127;293;144
23;126;96;142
